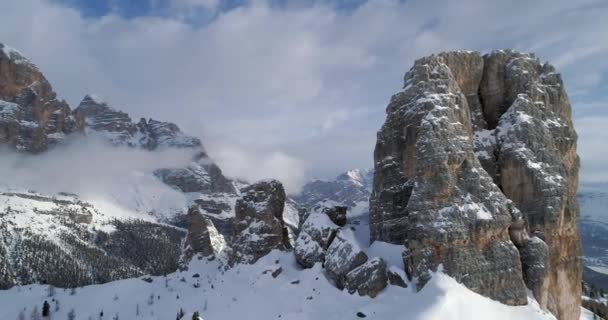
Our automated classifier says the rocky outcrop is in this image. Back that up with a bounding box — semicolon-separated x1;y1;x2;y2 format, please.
324;228;368;288
370;50;580;319
231;180;290;264
0;43;77;152
344;257;388;298
74;95;201;150
155;152;236;195
183;207;228;260
294;211;340;268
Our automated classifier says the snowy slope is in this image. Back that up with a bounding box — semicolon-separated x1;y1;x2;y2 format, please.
0;250;558;320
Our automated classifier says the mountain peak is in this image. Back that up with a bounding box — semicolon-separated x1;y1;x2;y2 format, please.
0;42;34;67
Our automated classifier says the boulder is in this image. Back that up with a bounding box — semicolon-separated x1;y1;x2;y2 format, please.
324;228;368;288
294;212;340;268
344;257;388;298
299;200;348;229
387;267;407;288
231;180;289;264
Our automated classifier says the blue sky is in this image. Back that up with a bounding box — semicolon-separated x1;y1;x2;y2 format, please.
1;0;607;190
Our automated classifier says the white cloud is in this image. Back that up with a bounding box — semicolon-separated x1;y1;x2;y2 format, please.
208;144;307;193
0;0;607;184
0;135;194;195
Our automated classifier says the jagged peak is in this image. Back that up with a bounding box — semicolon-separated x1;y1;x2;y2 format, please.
0;42;35;67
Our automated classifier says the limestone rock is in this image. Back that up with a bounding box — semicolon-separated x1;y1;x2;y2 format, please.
370;50;580;319
183;207;228;260
294;212;340;268
74;95;202;150
387;267;407;288
0;43;77;152
519;236;550;307
154;152;236;195
231;180;289;264
299;200;348;230
324;228;368;288
344;257;388;298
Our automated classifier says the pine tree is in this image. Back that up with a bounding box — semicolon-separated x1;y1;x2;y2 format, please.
176;308;185;320
17;309;25;320
42;301;50;319
192;311;200;320
67;309;76;320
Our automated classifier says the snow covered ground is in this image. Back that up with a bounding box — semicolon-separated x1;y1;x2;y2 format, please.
0;250;561;320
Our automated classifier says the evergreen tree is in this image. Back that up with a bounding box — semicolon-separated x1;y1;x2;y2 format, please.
17;309;25;320
192;311;200;320
67;309;76;320
42;301;50;318
176;308;185;320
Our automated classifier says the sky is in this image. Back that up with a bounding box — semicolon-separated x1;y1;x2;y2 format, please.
0;0;607;190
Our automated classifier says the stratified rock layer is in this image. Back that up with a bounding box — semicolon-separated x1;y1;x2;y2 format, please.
0;44;77;152
232;180;290;264
370;50;580;319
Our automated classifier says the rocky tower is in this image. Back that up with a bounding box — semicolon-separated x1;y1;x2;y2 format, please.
369;51;580;319
0;43;77;152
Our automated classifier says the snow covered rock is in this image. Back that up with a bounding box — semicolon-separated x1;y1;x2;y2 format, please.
0;43;76;152
183;207;228;261
370;50;581;319
324;228;368;288
74;95;202;150
294;212;340;268
519;236;550;307
387;267;407;288
155;152;236;194
231;180;290;264
344;257;388;298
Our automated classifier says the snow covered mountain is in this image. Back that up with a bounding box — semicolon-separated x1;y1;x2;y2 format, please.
0;43;300;289
294;169;373;208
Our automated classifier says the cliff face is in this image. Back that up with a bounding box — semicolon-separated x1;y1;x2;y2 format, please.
0;44;77;152
369;50;580;319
